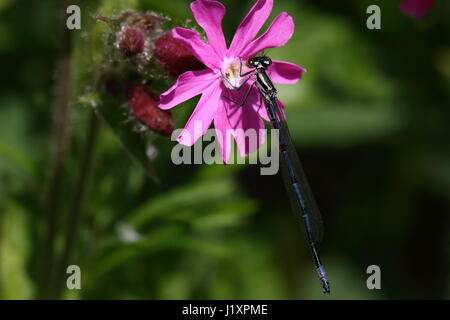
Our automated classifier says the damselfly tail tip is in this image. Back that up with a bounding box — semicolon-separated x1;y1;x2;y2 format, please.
317;265;331;294
321;279;331;294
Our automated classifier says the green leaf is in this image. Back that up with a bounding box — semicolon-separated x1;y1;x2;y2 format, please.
126;178;238;228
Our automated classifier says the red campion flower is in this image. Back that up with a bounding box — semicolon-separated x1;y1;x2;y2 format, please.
157;0;306;163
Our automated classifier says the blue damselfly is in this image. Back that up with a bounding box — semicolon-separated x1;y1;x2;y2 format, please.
223;56;331;294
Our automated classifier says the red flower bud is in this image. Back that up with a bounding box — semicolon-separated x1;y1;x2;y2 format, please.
118;27;146;57
154;31;206;77
128;83;174;136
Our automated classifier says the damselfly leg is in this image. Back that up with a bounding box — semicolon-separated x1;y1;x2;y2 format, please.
221;84;254;107
221;59;257;105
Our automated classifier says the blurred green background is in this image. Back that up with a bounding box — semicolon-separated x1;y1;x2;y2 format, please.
0;0;449;299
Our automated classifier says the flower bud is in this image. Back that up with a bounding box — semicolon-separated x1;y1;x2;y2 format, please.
154;31;206;77
128;83;174;136
118;27;146;57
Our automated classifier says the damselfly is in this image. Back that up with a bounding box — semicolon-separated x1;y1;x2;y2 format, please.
223;56;331;294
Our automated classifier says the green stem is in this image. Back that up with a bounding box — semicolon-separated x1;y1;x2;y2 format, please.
52;112;99;299
39;0;75;299
52;111;99;299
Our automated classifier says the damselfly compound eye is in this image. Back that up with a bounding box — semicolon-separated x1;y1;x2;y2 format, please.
262;57;272;67
247;57;259;68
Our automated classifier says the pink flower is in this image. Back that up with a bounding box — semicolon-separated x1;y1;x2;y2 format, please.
400;0;436;18
158;0;306;163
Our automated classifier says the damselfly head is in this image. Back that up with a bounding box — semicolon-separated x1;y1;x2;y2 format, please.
247;56;272;69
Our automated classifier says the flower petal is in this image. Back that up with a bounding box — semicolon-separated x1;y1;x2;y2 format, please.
251;94;285;122
158;69;217;110
240;12;294;60
224;89;266;157
177;80;222;146
276;98;286;121
400;0;436;18
268;60;307;84
221;84;284;123
250;93;269;122
214;101;233;164
172;28;222;70
191;0;227;56
228;0;273;58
